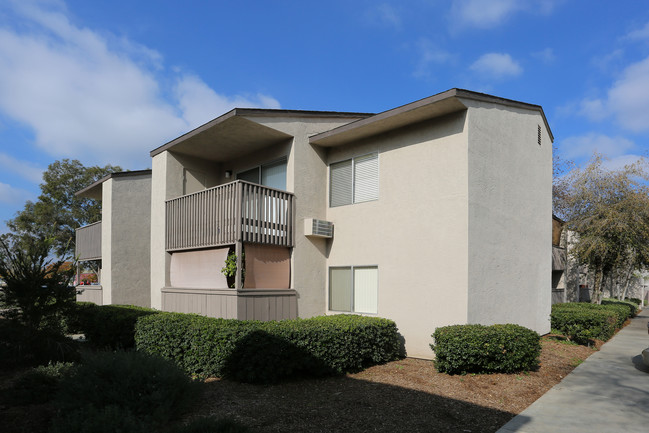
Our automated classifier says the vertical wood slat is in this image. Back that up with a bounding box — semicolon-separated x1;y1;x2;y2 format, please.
75;221;102;260
165;180;295;251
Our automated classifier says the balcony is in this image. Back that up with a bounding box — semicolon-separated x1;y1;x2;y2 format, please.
165;180;295;251
76;221;102;261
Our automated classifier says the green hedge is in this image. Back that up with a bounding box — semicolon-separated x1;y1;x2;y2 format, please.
550;302;624;344
74;304;159;349
601;298;638;319
135;313;402;383
431;324;541;375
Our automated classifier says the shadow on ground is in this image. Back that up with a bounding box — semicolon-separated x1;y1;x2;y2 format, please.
195;374;529;433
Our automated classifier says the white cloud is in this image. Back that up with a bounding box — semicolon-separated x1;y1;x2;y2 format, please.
578;55;649;133
607;56;649;132
578;98;607;121
532;47;556;64
470;53;522;79
0;1;281;168
174;75;280;129
365;3;402;29
0;153;43;183
449;0;558;30
560;133;636;161
0;181;32;205
413;39;453;79
626;21;649;41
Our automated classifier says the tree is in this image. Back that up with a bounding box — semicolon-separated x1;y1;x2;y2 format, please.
7;159;121;255
554;154;649;304
0;235;76;332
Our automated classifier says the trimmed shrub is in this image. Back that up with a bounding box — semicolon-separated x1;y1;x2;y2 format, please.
172;417;249;433
626;297;642;306
601;298;637;319
3;362;77;405
0;319;79;368
75;304;159;349
551;303;620;344
431;324;541;375
53;351;199;430
135;313;402;383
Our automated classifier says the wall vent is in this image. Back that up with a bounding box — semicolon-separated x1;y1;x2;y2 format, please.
304;218;334;238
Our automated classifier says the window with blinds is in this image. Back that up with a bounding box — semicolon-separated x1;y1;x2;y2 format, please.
328;266;378;314
329;153;378;207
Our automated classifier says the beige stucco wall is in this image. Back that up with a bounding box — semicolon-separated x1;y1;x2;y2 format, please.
109;174;152;307
464;100;552;335
101;179;113;305
325;112;470;359
249;117;364;318
149;116;361;314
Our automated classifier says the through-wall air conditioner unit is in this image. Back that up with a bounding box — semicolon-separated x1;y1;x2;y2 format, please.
304;218;333;238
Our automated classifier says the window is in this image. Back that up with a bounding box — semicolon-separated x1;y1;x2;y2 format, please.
329;266;378;314
329;153;378;207
237;159;287;190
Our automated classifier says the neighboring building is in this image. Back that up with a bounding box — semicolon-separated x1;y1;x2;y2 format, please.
77;89;554;359
75;170;152;307
551;215;567;304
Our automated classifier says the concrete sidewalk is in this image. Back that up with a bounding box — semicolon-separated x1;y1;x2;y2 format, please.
497;307;649;433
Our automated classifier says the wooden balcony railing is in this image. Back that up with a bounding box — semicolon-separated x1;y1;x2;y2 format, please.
76;221;102;261
165;180;295;251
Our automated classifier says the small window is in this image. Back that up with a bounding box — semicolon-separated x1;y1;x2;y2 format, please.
329;266;378;314
329;153;378;207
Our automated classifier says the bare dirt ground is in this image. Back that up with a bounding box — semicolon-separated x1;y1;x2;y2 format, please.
0;336;598;433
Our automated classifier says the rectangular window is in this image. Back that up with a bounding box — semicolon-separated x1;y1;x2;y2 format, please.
237;159;287;190
329;153;378;207
329;266;378;314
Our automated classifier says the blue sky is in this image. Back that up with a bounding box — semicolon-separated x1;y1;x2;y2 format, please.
1;0;648;232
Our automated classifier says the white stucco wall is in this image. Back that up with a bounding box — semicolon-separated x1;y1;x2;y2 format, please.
464;100;552;335
325;112;470;359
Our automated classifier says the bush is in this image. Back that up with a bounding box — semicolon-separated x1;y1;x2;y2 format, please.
431;324;541;375
601;298;637;319
0;319;79;368
172;417;249;433
135;313;402;383
626;297;642;306
0;235;76;334
53;351;199;430
74;304;159;349
3;362;77;405
50;405;150;433
551;303;620;344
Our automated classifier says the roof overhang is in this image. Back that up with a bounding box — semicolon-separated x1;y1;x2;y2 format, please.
75;169;152;200
150;108;373;163
310;88;554;147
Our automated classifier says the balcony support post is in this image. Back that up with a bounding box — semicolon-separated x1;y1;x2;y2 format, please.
235;240;243;290
234;181;243;290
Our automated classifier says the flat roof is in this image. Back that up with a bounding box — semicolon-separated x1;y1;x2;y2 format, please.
75;169;152;199
309;88;554;147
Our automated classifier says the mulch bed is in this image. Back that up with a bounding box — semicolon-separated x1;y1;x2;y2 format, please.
191;336;597;433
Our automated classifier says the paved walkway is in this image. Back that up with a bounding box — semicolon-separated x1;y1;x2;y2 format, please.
497;307;649;433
